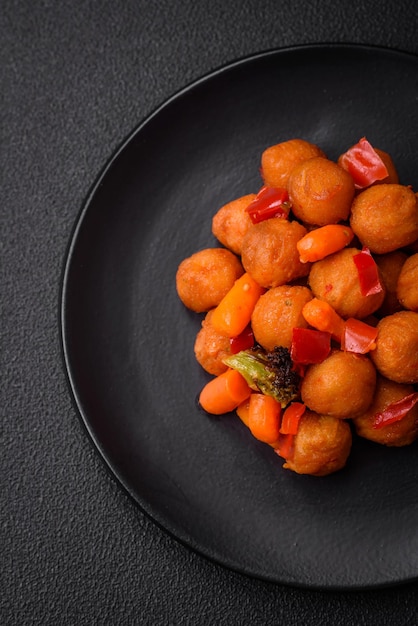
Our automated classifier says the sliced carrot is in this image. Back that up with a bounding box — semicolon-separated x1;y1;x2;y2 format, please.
297;224;354;263
199;369;251;415
248;393;282;444
236;396;252;427
302;297;345;342
210;272;265;338
280;402;306;435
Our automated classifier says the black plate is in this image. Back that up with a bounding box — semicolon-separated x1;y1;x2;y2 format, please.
61;45;418;589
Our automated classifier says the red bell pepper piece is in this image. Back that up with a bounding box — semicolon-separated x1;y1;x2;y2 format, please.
230;325;255;354
290;327;331;365
373;392;418;429
353;247;383;297
245;186;291;223
274;433;295;460
339;137;388;188
280;402;306;435
341;318;378;354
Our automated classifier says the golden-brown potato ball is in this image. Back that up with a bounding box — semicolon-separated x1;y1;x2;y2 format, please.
241;218;310;288
301;350;376;418
176;248;243;312
287;156;355;226
261;138;325;189
374;251;408;317
193;310;231;376
308;248;386;319
350;184;418;254
396;253;418;312
353;375;418;447
211;194;256;255
370;311;418;384
251;285;313;351
282;410;352;476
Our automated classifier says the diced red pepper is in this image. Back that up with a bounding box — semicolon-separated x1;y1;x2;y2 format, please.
230;325;255;354
280;402;306;435
246;186;291;224
341;318;378;354
290;327;331;365
339;137;389;188
353;247;383;297
373;392;418;429
274;433;295;460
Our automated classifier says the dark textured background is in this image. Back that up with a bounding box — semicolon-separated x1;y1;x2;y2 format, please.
2;1;418;624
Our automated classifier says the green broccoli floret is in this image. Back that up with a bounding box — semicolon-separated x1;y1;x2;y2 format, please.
223;345;301;408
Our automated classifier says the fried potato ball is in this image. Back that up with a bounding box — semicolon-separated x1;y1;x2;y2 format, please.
350;184;418;254
353;376;418;447
251;285;313;351
287;156;355;226
396;253;418;312
194;310;231;376
241;218;310;288
212;194;256;255
261;138;325;189
282;410;352;476
308;248;386;319
301;350;376;418
176;248;244;312
370;311;418;384
375;251;408;316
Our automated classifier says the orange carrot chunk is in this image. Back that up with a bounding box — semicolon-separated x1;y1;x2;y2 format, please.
302;297;345;342
199;369;251;415
297;224;354;263
210;272;265;337
248;393;282;444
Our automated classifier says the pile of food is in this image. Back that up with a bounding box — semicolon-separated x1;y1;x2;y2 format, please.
175;137;418;476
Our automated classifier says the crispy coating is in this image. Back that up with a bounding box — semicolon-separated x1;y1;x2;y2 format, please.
194;310;231;376
353;375;418;446
261;138;325;189
396;253;418;312
251;285;313;350
288;156;355;226
301;350;376;418
282;410;352;476
375;251;408;316
308;248;386;319
241;218;310;288
350;184;418;254
212;194;256;255
370;311;418;384
176;248;244;312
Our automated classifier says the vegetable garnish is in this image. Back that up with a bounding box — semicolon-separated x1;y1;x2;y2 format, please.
296;224;354;263
210;272;265;337
274;433;295;460
339;137;389;188
230;325;255;354
245;186;291;223
248;393;282;444
199;368;252;415
302;298;345;343
224;346;301;408
280;402;306;435
353;247;383;297
372;392;418;429
341;318;378;354
290;327;331;365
